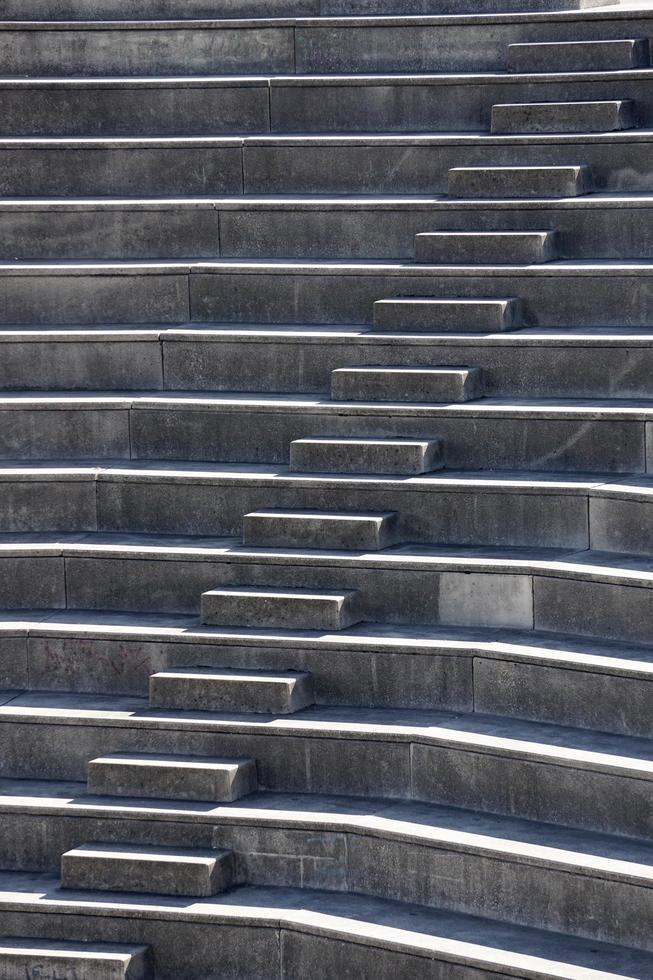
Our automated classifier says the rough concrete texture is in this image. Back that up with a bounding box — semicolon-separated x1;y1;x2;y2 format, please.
0;2;652;979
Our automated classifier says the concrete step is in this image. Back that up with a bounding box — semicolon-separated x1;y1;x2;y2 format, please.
87;752;258;801
0;390;648;472
289;437;445;474
448;165;593;198
491;100;636;135
201;585;364;630
0;460;631;550
61;842;235;896
4;609;653;735
330;365;484;402
4;197;653;264
0;875;650;980
5;691;653;838
1;132;651;198
507;38;651;74
243;509;400;549
149;666;315;714
373;297;522;333
8;71;653;136
414;230;558;264
5;783;653;953
0;939;152;980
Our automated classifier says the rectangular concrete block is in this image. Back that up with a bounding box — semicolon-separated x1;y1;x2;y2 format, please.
61;843;234;897
507;39;650;73
0;940;152;980
331;366;483;403
491;100;635;135
373;297;522;333
150;667;315;715
448;166;592;199
243;509;400;550
415;231;558;264
289;437;444;475
87;752;258;802
201;585;363;630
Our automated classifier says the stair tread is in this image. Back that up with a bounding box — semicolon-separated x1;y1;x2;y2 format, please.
0;870;650;978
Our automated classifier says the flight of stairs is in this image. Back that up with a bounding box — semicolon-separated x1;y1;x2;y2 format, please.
0;0;652;978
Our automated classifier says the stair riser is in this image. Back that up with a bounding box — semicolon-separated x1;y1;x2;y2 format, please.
0;720;649;838
0;0;317;18
0;147;243;197
242;139;653;195
0;34;294;79
4;77;653;135
6;268;653;327
0;10;633;76
11;632;475;712
0;912;278;980
0;406;642;473
162;338;653;400
192;268;653;329
2;139;651;196
8;631;652;736
9;551;653;647
0;86;269;137
0;811;649;951
10;203;653;260
7;202;653;262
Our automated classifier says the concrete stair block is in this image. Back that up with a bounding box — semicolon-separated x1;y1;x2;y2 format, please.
201;585;363;630
414;230;558;264
243;509;400;550
0;940;152;980
330;365;483;403
149;666;315;714
61;843;234;897
289;437;445;474
507;38;650;73
448;166;593;199
87;752;258;802
491;100;635;135
373;297;522;333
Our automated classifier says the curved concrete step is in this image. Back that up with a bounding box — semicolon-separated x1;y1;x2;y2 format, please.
87;752;258;801
4;780;653;951
1;606;653;734
0;871;649;980
2;690;653;838
61;842;235;896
